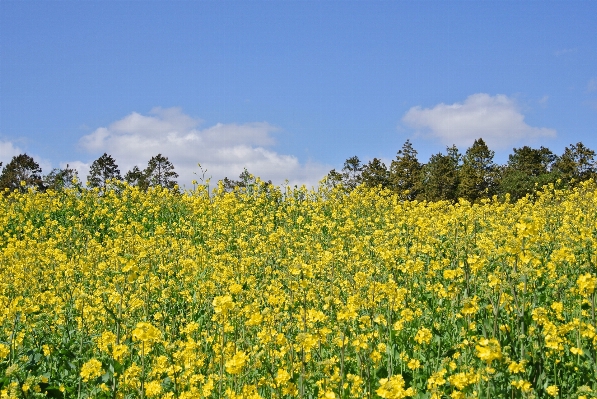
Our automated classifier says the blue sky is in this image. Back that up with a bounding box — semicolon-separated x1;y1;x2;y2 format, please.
1;1;596;187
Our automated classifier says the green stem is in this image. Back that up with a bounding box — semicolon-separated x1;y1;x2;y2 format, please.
140;342;145;399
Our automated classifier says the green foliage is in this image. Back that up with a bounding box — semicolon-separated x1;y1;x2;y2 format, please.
361;158;390;189
333;140;597;203
323;168;344;190
341;156;363;190
389;140;422;200
324;156;363;191
552;142;597;184
124;154;181;192
498;146;558;201
419;145;461;202
143;154;179;190
0;154;44;193
43;165;81;192
221;169;272;194
87;153;122;189
124;166;147;190
457;138;498;202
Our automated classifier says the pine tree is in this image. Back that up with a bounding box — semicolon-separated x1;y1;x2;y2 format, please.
144;154;179;190
0;154;44;193
389;140;422;200
361;158;390;188
341;156;363;190
88;153;122;188
457;138;497;202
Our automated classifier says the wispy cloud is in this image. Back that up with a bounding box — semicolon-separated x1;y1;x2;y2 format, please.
539;95;549;107
554;47;577;57
587;78;597;93
401;93;556;150
71;107;330;187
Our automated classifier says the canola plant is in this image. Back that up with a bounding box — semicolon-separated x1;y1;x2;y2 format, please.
0;179;596;398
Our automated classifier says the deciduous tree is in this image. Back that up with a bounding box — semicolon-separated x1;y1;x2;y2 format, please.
0;154;44;193
124;166;148;190
553;142;597;184
498;146;557;200
419;145;461;202
43;164;81;191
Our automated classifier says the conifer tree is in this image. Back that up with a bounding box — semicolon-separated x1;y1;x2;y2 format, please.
222;169;272;193
323;168;344;189
457;138;497;202
361;158;390;188
144;154;178;190
389;140;422;200
88;153;122;188
341;156;363;190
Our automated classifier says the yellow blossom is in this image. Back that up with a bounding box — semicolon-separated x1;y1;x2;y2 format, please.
508;360;526;374
225;351;248;375
407;359;421;370
577;273;597;297
414;327;433;345
376;375;415;398
80;358;103;382
511;380;532;393
546;385;559;397
132;322;161;346
213;295;235;314
475;338;502;363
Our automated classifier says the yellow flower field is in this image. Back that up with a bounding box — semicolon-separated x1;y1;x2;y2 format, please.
1;179;597;398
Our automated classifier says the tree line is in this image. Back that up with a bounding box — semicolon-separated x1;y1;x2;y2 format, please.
0;153;179;194
1;138;596;201
0;151;267;195
325;138;597;202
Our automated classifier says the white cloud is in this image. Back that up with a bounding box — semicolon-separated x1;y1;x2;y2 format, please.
0;140;23;165
0;139;53;176
587;78;597;93
71;107;330;188
60;161;90;182
401;93;556;150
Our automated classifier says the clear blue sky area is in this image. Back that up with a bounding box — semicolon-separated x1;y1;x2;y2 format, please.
1;1;596;186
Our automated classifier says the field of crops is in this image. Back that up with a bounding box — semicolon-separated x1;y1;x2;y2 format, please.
1;180;596;399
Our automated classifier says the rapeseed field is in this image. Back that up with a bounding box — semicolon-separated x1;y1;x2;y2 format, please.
1;179;596;398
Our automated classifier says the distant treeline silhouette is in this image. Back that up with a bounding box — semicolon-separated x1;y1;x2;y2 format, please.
1;138;596;201
324;139;597;202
